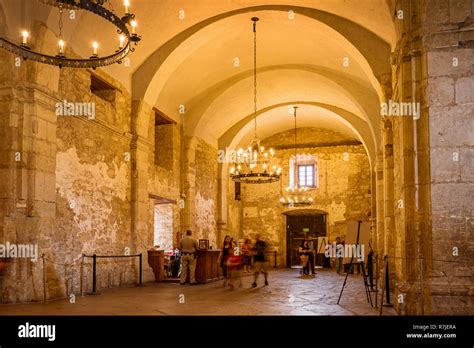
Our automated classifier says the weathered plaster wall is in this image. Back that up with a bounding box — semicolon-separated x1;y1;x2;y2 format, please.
0;24;187;302
194;138;218;246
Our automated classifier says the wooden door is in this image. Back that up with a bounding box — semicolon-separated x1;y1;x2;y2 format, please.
286;214;326;267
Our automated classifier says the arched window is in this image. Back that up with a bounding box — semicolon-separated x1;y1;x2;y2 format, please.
288;154;318;189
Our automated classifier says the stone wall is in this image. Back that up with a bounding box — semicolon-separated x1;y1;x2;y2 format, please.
379;0;474;315
226;128;372;266
422;0;474;315
54;66;134;296
148;121;182;250
0;24;186;302
182;137;218;247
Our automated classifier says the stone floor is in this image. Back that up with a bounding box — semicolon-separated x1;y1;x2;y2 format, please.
0;269;397;315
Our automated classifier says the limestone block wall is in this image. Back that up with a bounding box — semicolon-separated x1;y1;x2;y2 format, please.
0;36;62;302
422;0;474;315
226;128;372;266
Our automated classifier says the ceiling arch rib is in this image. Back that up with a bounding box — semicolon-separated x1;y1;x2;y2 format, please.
189;66;380;150
219;101;376;169
137;5;392;107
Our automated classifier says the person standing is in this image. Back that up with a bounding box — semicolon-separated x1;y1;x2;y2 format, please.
298;240;312;275
251;234;269;288
307;238;316;274
179;230;199;285
335;237;345;274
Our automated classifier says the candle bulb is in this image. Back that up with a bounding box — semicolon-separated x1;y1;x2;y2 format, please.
58;40;65;54
92;41;99;56
119;35;125;49
124;0;130;13
131;20;137;35
21;30;29;45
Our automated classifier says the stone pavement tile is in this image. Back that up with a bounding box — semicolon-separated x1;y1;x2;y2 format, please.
0;269;397;316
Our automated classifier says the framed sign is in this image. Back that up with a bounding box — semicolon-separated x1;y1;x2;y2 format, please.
199;239;209;250
317;237;328;254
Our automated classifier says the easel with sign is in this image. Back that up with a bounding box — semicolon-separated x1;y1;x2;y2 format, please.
336;220;373;307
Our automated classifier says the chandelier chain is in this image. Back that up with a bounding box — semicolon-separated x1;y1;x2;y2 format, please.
253;18;258;138
294;106;297;159
58;5;63;39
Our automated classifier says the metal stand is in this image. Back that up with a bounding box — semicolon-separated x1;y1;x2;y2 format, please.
337;220;373;307
379;255;393;315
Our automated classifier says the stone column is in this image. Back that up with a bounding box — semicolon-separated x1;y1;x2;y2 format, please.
130;100;154;282
0;84;58;303
421;0;474;315
375;150;385;259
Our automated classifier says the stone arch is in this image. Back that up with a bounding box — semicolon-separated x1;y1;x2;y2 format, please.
136;5;392;106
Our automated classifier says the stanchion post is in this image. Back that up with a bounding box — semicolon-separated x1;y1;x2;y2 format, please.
92;254;97;294
42;254;46;304
379;255;386;315
375;254;379;308
80;254;84;297
419;253;424;315
383;255;393;308
385;255;390;304
274;250;277;268
139;253;143;286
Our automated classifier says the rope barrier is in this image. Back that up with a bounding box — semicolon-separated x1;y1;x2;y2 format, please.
82;253;143;294
385;254;473;264
41;253;143;301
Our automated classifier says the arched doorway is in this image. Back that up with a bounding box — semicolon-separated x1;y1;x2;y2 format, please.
283;209;328;268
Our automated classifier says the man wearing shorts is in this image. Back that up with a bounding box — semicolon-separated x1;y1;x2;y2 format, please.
251;234;269;288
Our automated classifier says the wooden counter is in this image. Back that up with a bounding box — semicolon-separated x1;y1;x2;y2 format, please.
195;249;222;284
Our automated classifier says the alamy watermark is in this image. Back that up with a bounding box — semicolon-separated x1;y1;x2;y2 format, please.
217;146;275;164
325;243;365;261
0;242;39;262
380;99;420;119
18;322;56;342
55;99;96;120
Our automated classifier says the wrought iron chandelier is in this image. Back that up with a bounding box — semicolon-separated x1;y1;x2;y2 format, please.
280;106;313;207
229;17;282;184
0;0;141;69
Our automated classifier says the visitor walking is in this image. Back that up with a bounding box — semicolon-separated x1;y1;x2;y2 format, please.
251;234;269;288
179;230;199;285
241;238;252;273
227;242;243;289
218;235;234;287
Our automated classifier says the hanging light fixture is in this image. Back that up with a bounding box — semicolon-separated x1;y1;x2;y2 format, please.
0;0;141;69
280;106;313;207
229;17;282;184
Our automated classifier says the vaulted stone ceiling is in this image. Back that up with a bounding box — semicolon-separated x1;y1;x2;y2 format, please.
1;0;397;168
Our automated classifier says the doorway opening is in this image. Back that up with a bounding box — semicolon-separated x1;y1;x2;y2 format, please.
153;203;174;250
285;211;328;268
